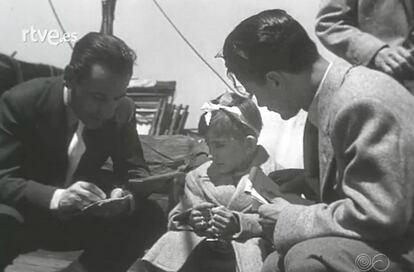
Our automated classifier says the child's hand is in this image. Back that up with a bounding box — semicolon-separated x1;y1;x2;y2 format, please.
188;203;215;231
209;206;240;238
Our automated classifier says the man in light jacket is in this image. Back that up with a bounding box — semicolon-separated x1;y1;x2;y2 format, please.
222;9;414;272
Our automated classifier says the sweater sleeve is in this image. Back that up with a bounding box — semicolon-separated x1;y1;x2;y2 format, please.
273;99;414;253
168;169;206;230
112;98;150;184
232;212;263;240
315;0;387;65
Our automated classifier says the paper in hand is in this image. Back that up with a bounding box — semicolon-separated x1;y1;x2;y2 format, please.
248;166;283;203
81;194;132;217
244;176;269;205
128;171;185;197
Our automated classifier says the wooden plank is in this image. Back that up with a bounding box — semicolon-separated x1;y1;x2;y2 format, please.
5;251;77;272
5;250;146;272
29;250;80;261
176;105;189;134
167;104;180;135
149;99;164;136
7;263;56;272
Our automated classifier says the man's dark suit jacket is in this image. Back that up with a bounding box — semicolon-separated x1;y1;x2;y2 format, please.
0;76;148;216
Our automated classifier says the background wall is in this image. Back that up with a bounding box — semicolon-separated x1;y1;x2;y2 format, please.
0;0;336;168
0;0;334;128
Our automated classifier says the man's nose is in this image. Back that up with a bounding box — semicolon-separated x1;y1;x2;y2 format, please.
98;100;117;119
255;96;265;107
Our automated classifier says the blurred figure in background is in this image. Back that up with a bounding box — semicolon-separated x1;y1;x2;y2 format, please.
316;0;414;92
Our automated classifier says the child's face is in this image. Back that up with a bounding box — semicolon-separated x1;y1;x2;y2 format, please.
206;135;251;174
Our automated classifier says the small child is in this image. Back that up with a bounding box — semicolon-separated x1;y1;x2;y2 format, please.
142;93;275;272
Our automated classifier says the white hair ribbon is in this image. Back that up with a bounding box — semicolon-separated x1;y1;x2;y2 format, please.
200;101;260;137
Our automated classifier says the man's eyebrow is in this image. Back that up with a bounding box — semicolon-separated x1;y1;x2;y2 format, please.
114;93;126;99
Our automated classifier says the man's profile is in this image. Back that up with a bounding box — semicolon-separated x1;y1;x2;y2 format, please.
223;9;414;272
0;32;165;272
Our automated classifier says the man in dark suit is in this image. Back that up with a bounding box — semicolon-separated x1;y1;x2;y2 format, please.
222;9;414;272
315;0;414;92
0;32;165;272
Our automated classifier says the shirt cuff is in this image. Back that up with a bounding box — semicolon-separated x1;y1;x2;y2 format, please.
231;214;243;239
49;189;65;210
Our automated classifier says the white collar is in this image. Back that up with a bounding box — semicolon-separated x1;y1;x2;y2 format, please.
63;86;79;128
63;86;71;106
307;62;333;128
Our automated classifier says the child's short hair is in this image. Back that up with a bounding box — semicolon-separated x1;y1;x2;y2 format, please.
198;93;262;140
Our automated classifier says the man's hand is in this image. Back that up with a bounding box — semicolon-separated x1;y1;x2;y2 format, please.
258;198;289;241
208;206;240;238
188;202;215;231
258;197;290;223
373;46;414;80
109;187;135;215
110;187;131;199
58;181;106;214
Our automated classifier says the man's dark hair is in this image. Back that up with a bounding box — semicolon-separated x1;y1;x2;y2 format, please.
66;32;136;82
223;9;318;82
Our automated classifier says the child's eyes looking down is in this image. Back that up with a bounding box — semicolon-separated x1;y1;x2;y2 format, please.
207;141;226;149
206;138;241;150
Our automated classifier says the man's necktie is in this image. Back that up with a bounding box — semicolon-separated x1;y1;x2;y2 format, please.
303;119;320;200
64;121;85;187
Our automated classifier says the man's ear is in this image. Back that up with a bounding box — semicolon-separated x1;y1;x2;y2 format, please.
244;135;258;153
265;71;285;91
